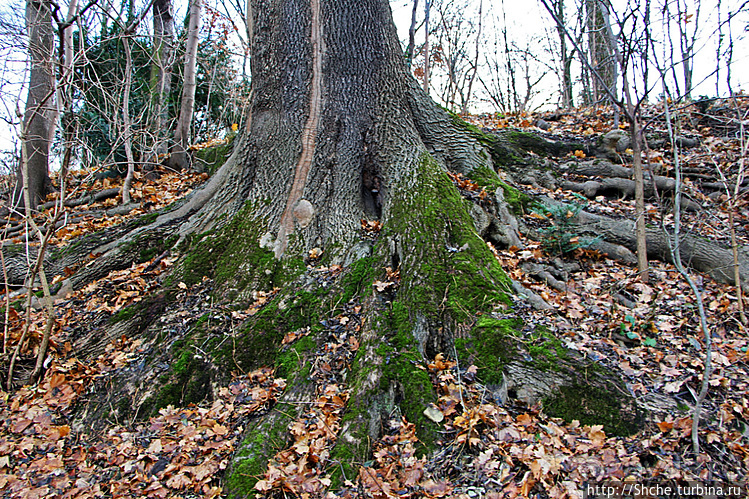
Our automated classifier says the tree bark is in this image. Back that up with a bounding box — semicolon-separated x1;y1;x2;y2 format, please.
14;0;55;210
169;0;202;170
120;35;135;204
553;0;573;108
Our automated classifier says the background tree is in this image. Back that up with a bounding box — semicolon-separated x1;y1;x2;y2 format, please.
431;0;483;113
169;0;202;170
404;0;419;69
584;0;617;105
149;0;175;157
478;2;551;113
14;0;55;210
550;0;574;108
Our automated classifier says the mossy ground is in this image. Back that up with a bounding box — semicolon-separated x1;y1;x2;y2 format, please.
194;133;235;175
543;383;643;437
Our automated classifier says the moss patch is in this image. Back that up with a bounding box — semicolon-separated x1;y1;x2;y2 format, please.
543;383;642;437
385;153;512;327
455;316;520;384
339;256;377;304
176;203;305;297
467;165;529;215
214;286;326;374
120;232;179;265
224;405;295;496
140;347;213;416
526;326;568;372
194;133;235;175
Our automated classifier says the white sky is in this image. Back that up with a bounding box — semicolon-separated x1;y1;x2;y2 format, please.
390;0;749;111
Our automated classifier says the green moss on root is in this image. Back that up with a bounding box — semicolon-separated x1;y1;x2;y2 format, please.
224;405;295;496
332;152;518;472
339;256;377;303
118;231;178;265
379;302;438;446
385;153;512;326
176;203;305;297
224;304;315;497
467;165;529;214
214;287;325;373
526;326;568;372
455;316;520;384
194;133;235;175
140;347;212;416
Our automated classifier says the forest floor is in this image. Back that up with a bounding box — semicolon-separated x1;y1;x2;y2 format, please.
0;102;748;498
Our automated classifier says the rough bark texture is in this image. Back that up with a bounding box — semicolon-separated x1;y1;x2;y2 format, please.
14;0;55;209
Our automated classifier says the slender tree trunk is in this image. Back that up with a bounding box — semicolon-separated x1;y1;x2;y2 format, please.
169;0;202;170
14;0;56;210
461;0;482;114
121;35;135;204
150;0;175;159
405;0;418;69
554;0;573;108
628;107;649;282
423;0;430;93
677;0;698;100
500;0;518;112
585;0;617;105
57;0;77;201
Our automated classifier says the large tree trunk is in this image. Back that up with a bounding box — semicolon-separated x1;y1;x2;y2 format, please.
7;0;645;495
14;0;55;210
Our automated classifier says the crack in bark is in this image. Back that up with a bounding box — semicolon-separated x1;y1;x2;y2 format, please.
275;0;324;258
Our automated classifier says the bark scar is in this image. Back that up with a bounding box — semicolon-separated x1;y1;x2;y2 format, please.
275;0;323;258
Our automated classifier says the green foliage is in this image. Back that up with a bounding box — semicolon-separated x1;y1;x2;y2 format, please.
533;198;600;256
74;28;154;169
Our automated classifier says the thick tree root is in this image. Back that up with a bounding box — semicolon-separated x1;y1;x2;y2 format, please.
535;196;749;289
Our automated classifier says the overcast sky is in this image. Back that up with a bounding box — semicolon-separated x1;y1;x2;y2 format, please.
389;0;749;110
